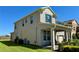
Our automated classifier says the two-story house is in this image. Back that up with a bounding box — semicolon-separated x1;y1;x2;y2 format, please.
64;20;78;39
11;7;72;50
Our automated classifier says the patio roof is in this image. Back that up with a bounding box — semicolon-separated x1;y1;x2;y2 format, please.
41;22;72;30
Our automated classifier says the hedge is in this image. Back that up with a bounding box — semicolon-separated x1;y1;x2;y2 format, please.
63;45;79;52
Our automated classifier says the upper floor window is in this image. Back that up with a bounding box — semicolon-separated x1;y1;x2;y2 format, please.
45;14;51;23
25;18;27;23
30;16;34;24
73;27;76;30
22;20;24;27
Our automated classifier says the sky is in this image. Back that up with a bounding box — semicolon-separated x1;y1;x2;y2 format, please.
0;6;79;36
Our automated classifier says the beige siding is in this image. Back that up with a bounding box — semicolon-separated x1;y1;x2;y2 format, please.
40;8;56;24
37;8;56;46
11;7;56;46
71;20;78;36
12;11;41;45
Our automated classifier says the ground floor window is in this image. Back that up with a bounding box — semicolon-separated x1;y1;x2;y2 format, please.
42;30;51;41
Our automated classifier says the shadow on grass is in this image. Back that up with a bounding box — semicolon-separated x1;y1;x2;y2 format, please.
0;41;43;49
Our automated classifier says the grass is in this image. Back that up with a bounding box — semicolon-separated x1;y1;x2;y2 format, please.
0;39;51;52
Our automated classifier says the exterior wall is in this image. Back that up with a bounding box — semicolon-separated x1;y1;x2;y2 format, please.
71;20;78;37
12;11;41;45
76;26;79;38
40;8;56;24
37;24;51;46
36;8;56;46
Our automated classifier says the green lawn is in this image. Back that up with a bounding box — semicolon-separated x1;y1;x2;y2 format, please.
0;39;51;52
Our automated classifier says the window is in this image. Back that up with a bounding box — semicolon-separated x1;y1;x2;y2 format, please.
47;31;51;40
43;30;51;41
30;16;34;24
31;20;33;24
22;23;24;26
25;18;27;23
22;20;24;27
45;14;51;23
43;31;46;40
73;27;76;30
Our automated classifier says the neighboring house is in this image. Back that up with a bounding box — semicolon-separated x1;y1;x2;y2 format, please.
64;20;78;38
11;7;72;50
76;25;79;38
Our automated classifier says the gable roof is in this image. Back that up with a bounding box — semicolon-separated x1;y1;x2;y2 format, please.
63;19;78;25
14;6;56;24
41;7;56;16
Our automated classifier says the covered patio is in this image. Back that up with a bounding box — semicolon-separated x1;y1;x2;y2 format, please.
51;24;72;50
40;22;72;50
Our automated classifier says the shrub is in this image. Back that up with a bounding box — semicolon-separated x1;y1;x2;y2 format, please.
63;47;70;52
76;32;79;39
62;41;69;45
57;39;79;51
71;39;79;46
14;36;19;44
63;46;79;52
23;39;30;44
18;39;24;44
62;39;79;46
58;43;64;51
72;34;77;39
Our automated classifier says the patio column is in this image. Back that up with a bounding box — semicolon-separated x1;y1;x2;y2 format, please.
68;32;71;40
51;28;55;51
66;31;68;42
70;31;73;41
